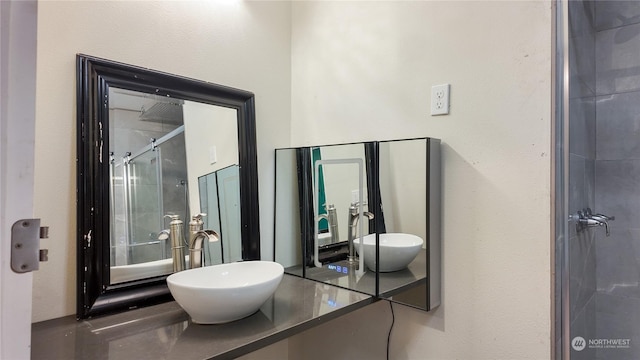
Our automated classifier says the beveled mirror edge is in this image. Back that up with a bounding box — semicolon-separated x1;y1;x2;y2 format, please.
76;54;260;319
427;137;442;311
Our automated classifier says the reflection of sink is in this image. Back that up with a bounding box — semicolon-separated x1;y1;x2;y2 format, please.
110;258;174;283
354;233;424;272
111;256;193;284
166;261;284;324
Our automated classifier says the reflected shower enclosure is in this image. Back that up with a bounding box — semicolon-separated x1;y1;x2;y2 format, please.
109;88;188;270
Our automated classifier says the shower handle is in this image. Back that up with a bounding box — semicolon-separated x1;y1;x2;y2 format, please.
573;208;615;237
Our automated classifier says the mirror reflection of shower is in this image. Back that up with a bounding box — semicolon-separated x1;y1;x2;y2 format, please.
106;86;241;285
109;89;188;267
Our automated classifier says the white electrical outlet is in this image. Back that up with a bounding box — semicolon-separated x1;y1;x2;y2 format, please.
430;84;450;116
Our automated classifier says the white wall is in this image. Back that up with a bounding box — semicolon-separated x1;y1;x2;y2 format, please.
33;0;291;322
288;1;551;359
183;101;238;216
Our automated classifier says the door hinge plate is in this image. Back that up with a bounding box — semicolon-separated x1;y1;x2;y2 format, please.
11;219;49;273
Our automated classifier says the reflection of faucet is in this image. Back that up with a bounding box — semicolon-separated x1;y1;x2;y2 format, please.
188;230;220;268
348;202;374;263
188;213;220;269
318;204;339;244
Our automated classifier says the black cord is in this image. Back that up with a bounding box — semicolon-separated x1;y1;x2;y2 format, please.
387;301;395;360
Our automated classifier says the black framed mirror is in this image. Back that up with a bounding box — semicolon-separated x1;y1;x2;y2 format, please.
76;54;260;318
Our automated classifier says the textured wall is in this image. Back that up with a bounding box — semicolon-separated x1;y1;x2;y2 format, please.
33;1;555;359
289;1;552;359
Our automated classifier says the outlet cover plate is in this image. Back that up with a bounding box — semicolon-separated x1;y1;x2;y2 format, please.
430;84;450;116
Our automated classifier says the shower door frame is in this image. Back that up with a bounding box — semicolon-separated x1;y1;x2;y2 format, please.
553;0;571;359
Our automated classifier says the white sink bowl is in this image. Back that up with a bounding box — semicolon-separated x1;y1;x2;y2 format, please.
166;261;284;324
354;233;424;272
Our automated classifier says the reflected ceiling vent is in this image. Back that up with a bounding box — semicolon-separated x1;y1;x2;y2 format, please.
139;100;184;126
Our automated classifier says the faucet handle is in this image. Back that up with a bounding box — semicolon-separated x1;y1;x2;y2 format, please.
325;204;336;211
191;213;207;221
158;229;170;241
592;213;615;221
350;201;369;207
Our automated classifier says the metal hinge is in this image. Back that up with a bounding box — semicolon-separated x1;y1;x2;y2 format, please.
11;219;49;273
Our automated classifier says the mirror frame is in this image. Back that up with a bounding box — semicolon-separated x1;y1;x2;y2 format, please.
76;54;260;318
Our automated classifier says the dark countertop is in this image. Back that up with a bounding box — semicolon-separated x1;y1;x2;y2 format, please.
31;275;373;360
293;249;428;297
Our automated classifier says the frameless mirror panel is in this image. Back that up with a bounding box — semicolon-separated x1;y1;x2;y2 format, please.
377;138;440;311
274;138;441;311
274;148;303;277
275;143;377;296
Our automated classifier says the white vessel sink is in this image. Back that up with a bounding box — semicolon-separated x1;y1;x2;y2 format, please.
354;233;424;272
166;261;284;324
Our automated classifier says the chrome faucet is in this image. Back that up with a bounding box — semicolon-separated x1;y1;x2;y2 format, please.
347;202;374;263
188;213;219;269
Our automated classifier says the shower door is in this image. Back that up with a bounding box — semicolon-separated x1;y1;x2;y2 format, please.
109;131;188;268
126;149;165;264
561;1;640;359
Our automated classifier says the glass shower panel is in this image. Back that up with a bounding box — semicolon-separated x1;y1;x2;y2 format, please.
564;1;640;359
157;132;188;224
126;150;164;265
